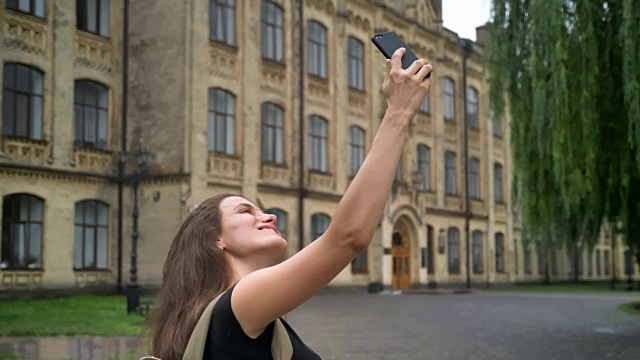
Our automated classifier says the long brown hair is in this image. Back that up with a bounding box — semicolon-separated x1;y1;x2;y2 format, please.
147;193;234;360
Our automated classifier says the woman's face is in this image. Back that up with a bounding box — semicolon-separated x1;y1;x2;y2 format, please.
217;196;288;266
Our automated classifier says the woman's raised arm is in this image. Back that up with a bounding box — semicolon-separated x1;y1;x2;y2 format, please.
232;48;433;338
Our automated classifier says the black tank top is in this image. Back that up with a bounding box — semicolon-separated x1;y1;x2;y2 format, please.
203;285;321;359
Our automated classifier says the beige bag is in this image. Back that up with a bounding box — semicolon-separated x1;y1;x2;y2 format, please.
139;291;293;360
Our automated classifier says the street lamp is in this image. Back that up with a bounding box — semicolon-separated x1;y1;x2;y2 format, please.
119;148;150;314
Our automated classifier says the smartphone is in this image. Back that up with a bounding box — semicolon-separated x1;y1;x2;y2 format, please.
371;32;431;78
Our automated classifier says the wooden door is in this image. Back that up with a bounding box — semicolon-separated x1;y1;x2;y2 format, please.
392;232;411;290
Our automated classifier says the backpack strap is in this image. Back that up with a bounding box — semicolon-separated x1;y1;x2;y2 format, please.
181;291;293;360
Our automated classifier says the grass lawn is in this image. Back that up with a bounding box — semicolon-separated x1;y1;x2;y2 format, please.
619;302;640;315
0;295;151;336
502;282;638;293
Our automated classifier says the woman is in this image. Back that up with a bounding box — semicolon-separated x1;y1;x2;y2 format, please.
147;48;433;359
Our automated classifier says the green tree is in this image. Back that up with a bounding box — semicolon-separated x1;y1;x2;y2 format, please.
487;0;640;284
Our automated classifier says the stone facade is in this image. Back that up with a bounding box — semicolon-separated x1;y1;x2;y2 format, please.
0;0;637;294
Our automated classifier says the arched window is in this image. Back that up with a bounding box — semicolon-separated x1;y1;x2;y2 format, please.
495;232;504;273
265;208;287;240
261;102;284;164
310;213;330;242
74;80;109;149
347;37;364;90
417;144;430;191
1;194;44;269
472;230;483;274
74;200;109;269
308;115;328;172
308;20;328;78
2;63;44;140
261;0;284;62
466;87;479;129
208;88;236;155
348;125;365;177
447;227;460;274
442;77;455;121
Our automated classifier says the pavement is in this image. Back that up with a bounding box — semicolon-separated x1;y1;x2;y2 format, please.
0;290;638;359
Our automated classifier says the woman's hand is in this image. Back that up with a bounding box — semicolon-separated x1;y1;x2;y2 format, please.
382;48;433;120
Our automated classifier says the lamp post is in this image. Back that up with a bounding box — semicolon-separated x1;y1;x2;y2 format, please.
119;148;150;314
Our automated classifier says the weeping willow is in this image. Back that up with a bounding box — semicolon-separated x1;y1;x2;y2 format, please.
487;0;640;273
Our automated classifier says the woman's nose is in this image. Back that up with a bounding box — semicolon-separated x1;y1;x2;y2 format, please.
261;213;277;223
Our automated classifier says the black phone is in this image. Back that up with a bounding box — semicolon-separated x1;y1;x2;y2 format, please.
371;32;430;78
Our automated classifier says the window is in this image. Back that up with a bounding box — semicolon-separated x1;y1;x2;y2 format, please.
347;37;364;90
308;20;327;78
417;144;430;191
524;245;532;274
261;0;284;62
604;250;610;275
208;88;235;155
472;230;483;274
537;249;545;275
495;232;504;273
265;208;287;240
469;157;480;199
466;87;479;129
443;77;455;121
210;0;236;45
310;213;330;242
2;63;44;140
492;112;502;137
348;125;365;177
447;227;460;274
445;151;457;195
74;200;109;269
420;94;430;113
74;80;109;149
308;115;328;172
261;102;284;164
596;249;601;276
6;0;45;17
494;163;504;203
77;0;110;37
352;249;367;274
1;194;43;270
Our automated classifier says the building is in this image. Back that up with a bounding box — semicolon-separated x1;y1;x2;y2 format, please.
0;0;637;295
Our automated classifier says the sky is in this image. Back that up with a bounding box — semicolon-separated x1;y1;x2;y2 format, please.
441;0;492;41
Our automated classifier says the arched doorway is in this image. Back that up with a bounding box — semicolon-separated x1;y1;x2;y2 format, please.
391;219;412;290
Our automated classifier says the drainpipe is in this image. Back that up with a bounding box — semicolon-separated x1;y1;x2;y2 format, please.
117;0;130;294
461;38;473;289
296;0;306;253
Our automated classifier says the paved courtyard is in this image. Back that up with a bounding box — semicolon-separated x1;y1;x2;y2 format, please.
0;290;638;359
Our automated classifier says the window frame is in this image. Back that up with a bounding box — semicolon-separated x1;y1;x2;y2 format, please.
1;194;44;270
308;115;328;172
472;230;483;274
74;200;109;270
210;0;236;46
466;86;479;129
310;213;330;243
447;227;460;274
208;88;236;155
261;0;284;62
347;36;364;90
445;151;457;195
494;162;504;203
74;80;109;150
6;0;46;17
495;232;505;273
261;102;285;165
348;125;365;177
417;144;430;191
2;63;44;140
307;20;328;78
442;77;455;121
469;157;480;199
76;0;111;37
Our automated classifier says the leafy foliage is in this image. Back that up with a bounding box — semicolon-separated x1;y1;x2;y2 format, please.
487;0;640;270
